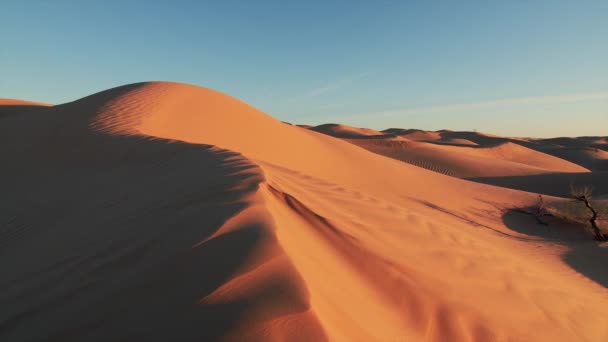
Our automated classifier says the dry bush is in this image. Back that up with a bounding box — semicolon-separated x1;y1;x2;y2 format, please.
547;201;608;224
545;185;608;240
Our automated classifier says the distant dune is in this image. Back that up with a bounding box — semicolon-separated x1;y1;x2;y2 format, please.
2;82;607;341
310;124;602;193
537;146;608;171
471;171;608;198
309;123;386;139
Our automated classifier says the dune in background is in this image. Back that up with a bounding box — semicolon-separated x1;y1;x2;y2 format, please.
2;82;608;341
308;123;605;194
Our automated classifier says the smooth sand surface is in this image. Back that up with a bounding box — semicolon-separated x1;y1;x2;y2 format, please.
2;82;607;341
338;139;588;178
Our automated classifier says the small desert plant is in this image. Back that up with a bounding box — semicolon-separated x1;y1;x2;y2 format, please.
543;185;608;240
560;185;607;241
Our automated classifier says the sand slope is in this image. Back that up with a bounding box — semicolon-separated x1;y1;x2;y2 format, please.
320;137;588;178
2;82;608;341
311;127;593;190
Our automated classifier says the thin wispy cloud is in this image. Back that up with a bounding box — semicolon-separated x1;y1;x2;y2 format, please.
306;72;372;97
277;72;372;106
348;90;608;119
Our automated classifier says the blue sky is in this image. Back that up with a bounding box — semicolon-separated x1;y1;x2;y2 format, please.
1;1;607;137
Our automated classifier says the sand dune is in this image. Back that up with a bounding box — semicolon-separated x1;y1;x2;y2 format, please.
310;123;386;139
382;128;442;141
309;135;588;178
442;142;589;173
2;82;608;341
312;126;592;181
537;146;608;171
536;136;608;148
0;98;51;116
342;139;563;178
383;129;479;146
432;138;479;146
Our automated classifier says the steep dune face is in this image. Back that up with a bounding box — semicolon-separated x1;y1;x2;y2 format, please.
2;82;608;341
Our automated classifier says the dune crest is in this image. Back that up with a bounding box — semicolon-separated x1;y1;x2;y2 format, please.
0;98;51;116
2;81;608;341
309;123;387;139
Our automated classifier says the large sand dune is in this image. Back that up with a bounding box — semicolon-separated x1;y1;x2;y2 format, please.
2;82;607;341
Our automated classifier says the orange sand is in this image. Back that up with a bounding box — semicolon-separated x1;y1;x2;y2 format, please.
1;82;607;341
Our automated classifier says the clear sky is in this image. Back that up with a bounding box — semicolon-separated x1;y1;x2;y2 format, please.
2;1;607;137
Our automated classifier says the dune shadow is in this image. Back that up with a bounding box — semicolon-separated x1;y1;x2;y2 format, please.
0;112;323;341
502;209;608;288
0;105;50;118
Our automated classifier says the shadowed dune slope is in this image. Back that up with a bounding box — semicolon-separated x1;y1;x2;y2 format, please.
471;172;608;198
2;82;608;341
0;99;51;117
538;146;608;171
0;89;325;341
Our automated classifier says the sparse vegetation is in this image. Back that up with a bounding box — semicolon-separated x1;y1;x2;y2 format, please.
570;185;607;241
545;185;608;241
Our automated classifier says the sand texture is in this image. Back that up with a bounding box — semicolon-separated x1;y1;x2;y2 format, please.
1;82;607;341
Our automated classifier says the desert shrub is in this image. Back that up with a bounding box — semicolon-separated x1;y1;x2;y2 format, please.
545;185;608;240
547;200;607;224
